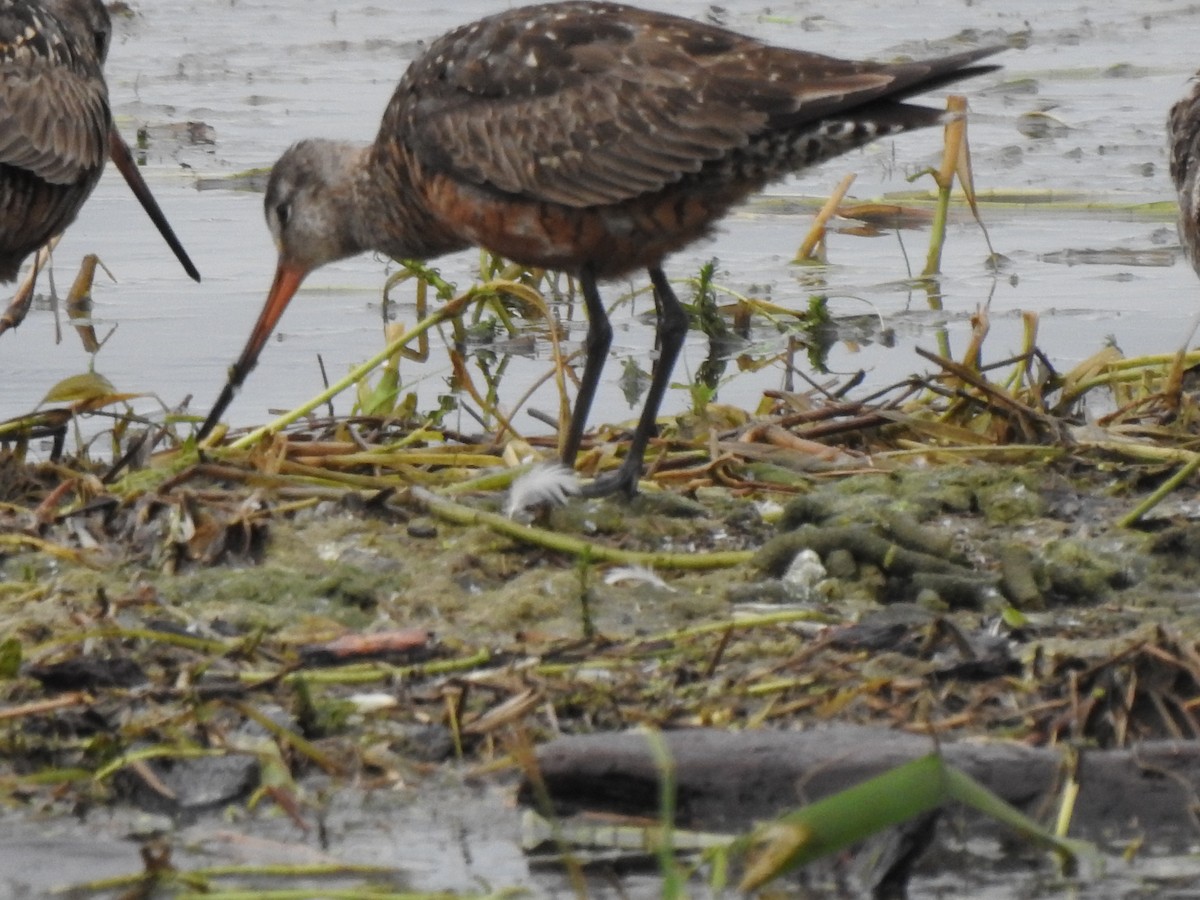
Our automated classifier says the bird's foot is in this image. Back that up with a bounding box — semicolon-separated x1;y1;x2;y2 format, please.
581;459;644;499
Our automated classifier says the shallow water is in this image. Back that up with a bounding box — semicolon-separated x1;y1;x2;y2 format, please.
1;0;1195;451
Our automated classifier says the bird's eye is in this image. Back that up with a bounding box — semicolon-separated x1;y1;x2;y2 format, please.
94;29;108;59
275;202;291;228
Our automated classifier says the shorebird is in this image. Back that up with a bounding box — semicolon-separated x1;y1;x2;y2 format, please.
197;1;1001;496
0;0;199;324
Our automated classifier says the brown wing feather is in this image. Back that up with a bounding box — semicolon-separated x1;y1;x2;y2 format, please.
0;70;108;183
389;1;992;209
0;0;110;278
0;0;109;183
391;3;866;207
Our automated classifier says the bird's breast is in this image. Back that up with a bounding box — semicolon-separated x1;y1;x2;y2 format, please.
421;171;737;278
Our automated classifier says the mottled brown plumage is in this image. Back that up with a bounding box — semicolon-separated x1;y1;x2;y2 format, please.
198;1;1001;495
1171;74;1200;280
0;0;198;289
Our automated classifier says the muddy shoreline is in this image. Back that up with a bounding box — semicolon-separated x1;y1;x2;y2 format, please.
4;427;1200;894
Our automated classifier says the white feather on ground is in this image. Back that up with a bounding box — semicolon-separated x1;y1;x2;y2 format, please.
505;463;582;519
604;565;675;592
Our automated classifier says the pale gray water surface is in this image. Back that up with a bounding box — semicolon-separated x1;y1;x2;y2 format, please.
1;0;1195;449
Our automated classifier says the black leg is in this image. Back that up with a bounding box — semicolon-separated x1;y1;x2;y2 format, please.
562;264;613;466
585;266;688;498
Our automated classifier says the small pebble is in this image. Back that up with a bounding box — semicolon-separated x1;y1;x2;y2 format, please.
407;518;438;539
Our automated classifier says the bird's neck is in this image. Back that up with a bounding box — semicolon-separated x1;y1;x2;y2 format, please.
357;140;470;263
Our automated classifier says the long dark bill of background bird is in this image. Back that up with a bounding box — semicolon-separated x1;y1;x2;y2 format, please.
194;2;1002;498
107;129;201;283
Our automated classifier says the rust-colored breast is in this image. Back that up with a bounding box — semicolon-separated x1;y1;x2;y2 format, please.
420;169;740;278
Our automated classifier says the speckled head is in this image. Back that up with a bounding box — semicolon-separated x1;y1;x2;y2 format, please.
264;139;375;273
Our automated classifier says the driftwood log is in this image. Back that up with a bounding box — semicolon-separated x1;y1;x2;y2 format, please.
523;726;1200;844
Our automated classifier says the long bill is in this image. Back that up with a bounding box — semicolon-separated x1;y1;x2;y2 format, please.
196;260;308;440
108;128;201;283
